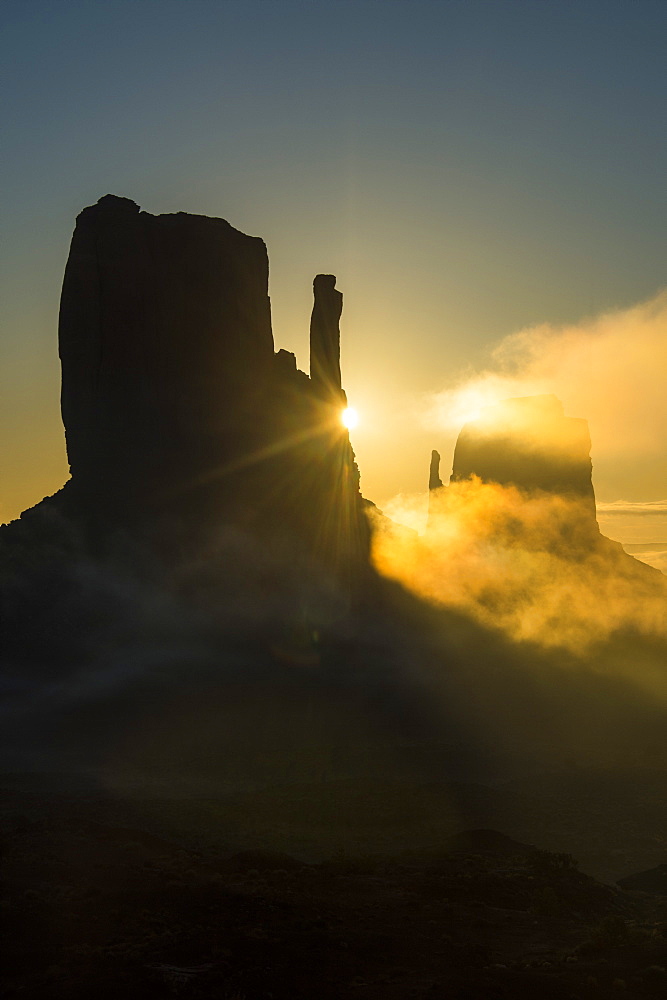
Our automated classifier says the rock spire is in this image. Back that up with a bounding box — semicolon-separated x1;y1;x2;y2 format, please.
309;274;344;403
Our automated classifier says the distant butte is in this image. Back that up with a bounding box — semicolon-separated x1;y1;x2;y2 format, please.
428;394;661;575
449;395;596;509
428;395;598;538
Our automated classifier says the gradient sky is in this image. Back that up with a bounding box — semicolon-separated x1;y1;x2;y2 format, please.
2;0;666;525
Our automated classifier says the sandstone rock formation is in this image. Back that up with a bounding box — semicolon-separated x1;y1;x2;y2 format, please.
429;450;443;492
24;196;369;590
309;273;344;404
59;194;275;508
426;395;663;573
427;450;444;530
426;395;601;550
450;395;596;511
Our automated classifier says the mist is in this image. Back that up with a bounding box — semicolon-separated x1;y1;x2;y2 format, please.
426;290;667;501
370;479;667;698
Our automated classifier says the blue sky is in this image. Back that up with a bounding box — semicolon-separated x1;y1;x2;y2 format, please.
1;0;666;517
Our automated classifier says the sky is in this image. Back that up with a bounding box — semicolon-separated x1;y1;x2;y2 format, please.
1;0;666;538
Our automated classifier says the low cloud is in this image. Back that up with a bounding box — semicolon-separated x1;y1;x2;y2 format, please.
370;479;667;667
425;290;667;497
596;500;667;515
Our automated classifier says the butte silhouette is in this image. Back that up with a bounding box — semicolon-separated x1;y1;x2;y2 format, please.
13;195;371;593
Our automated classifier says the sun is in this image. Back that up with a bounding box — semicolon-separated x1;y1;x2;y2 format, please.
341;406;359;430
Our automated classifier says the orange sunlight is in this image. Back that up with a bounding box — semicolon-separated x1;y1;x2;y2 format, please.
341;407;359;430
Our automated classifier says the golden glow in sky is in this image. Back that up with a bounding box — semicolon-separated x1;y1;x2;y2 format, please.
341;407;359;430
1;1;666;528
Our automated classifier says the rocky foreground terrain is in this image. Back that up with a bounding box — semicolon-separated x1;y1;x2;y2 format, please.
2;786;666;1000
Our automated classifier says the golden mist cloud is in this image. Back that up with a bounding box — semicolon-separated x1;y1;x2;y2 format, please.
369;480;667;669
426;290;667;477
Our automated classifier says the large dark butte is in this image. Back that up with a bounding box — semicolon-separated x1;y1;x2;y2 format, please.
1;199;667;1000
52;195;370;586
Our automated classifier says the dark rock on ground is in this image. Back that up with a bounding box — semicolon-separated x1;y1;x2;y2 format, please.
2;793;666;999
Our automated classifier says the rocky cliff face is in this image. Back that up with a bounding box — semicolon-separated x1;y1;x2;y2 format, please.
52;196;369;585
59;195;275;505
309;274;344;403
